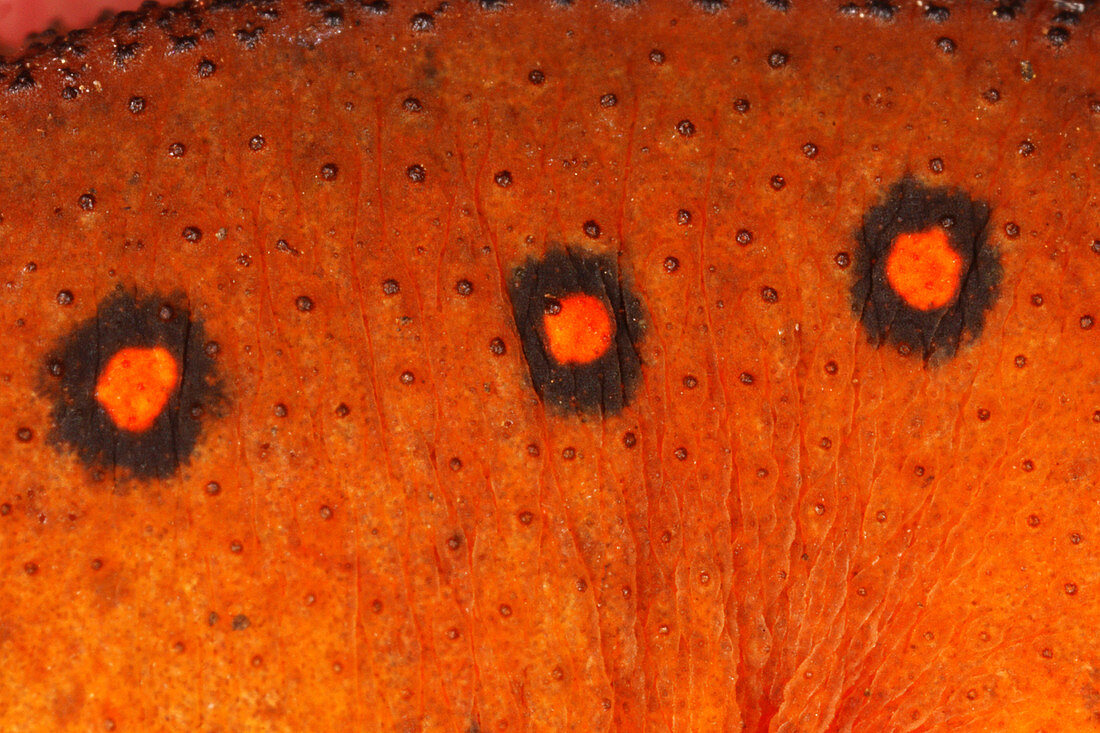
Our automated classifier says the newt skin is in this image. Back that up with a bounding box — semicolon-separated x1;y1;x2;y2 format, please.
0;1;1098;731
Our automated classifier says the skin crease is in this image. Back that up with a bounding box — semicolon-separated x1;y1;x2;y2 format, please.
0;1;1098;731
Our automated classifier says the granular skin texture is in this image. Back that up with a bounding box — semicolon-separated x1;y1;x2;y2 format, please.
0;2;1098;732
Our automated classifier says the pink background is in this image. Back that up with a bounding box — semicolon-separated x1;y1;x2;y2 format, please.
1;0;144;51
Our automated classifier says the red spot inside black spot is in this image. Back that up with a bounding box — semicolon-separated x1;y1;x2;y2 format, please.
851;178;1000;361
320;163;338;180
455;279;474;296
43;290;226;481
508;249;644;415
736;229;753;246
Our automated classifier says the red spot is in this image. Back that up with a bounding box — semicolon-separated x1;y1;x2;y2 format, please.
94;346;180;432
886;227;962;311
542;293;614;365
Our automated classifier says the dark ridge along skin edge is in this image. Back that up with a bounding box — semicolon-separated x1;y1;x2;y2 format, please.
0;1;1098;732
508;247;644;415
851;176;1002;362
41;288;227;481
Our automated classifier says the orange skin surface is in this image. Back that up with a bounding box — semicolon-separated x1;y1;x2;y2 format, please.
885;229;963;312
94;346;180;433
0;2;1098;732
543;294;616;365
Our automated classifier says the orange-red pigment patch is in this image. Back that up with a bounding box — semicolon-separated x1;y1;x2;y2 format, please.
542;293;615;365
94;346;180;432
885;228;963;311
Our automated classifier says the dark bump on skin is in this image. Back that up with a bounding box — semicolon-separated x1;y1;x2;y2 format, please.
850;177;1001;362
507;248;646;415
40;289;227;481
936;37;956;54
196;59;216;78
410;12;434;32
767;50;788;68
924;4;949;21
693;0;726;13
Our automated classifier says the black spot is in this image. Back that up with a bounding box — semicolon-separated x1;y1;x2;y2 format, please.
507;248;645;415
113;42;141;68
196;59;216;78
8;67;36;92
410;12;434;31
41;289;227;481
169;35;199;54
767;50;788;68
866;0;897;20
234;27;265;49
924;3;949;21
693;0;725;12
936;37;957;54
850;177;1001;361
128;96;146;115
